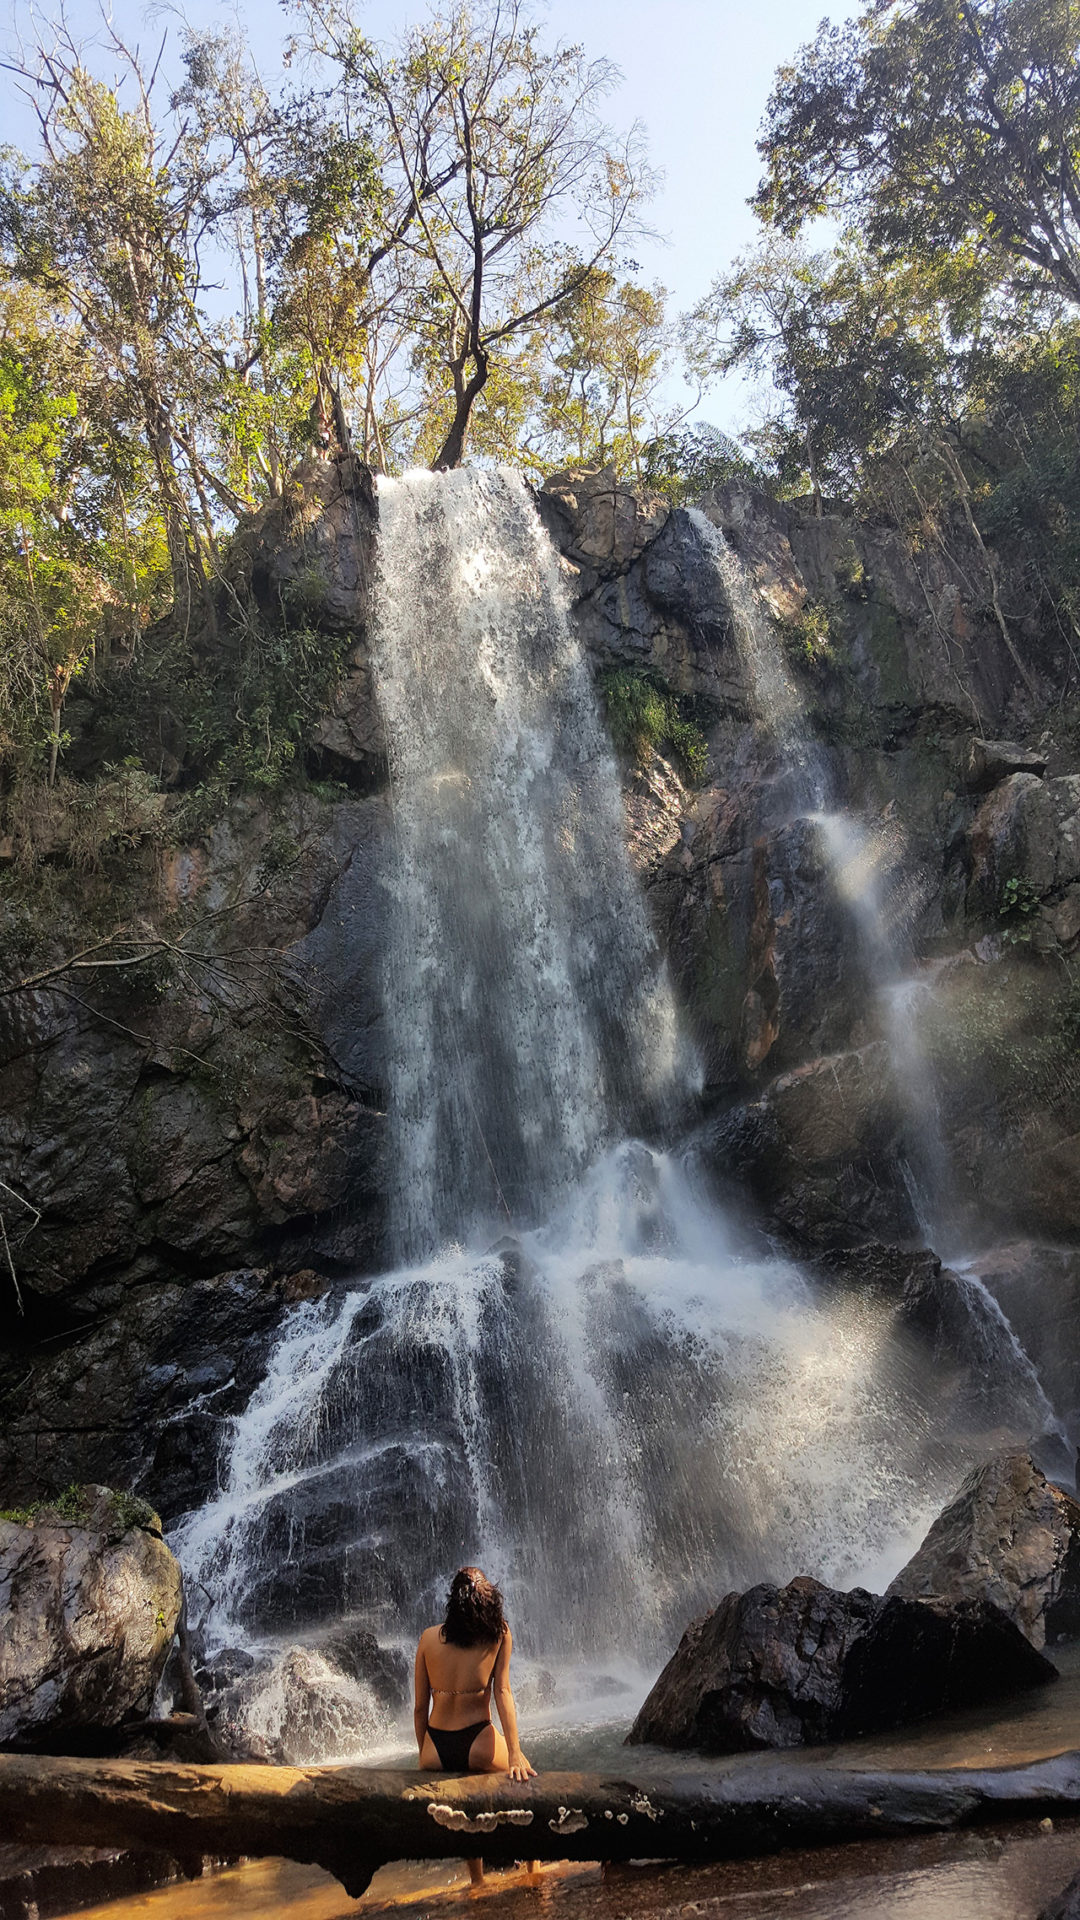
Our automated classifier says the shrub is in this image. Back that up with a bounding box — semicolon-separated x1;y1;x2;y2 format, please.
600;668;709;782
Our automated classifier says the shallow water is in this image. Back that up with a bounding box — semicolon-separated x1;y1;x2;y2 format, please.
50;1652;1080;1920
47;1821;1080;1920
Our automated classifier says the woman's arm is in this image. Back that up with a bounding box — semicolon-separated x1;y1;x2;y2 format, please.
492;1628;536;1782
413;1637;431;1761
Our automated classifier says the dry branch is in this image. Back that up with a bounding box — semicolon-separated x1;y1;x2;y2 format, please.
3;1750;1080;1897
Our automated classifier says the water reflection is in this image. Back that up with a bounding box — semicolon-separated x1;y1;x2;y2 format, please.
50;1823;1080;1920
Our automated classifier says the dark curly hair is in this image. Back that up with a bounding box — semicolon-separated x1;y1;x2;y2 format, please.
440;1566;508;1648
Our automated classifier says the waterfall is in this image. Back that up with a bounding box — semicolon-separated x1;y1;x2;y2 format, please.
685;508;958;1244
372;470;685;1260
173;473;1053;1762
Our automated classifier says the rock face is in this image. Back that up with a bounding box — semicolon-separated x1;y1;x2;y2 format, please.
888;1452;1080;1649
0;1488;182;1751
627;1574;1056;1754
318;1624;410;1710
3;451;1080;1524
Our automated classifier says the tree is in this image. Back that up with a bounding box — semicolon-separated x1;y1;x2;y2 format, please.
301;0;649;469
533;270;674;480
0;281;168;781
685;237;970;506
639;422;764;505
0;29;239;612
755;0;1080;309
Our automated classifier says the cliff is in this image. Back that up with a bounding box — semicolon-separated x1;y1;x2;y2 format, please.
2;454;1078;1516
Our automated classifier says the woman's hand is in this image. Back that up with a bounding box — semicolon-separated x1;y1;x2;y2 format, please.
507;1749;537;1781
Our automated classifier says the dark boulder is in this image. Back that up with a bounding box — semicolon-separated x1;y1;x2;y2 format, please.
627;1576;878;1752
193;1648;256;1697
318;1624;410;1710
0;1488;182;1751
888;1451;1080;1649
840;1593;1055;1733
627;1574;1056;1755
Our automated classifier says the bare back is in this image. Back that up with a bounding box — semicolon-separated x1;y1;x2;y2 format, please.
418;1623;502;1730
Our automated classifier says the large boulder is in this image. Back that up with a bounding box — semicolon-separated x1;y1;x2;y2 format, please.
0;1487;182;1751
888;1451;1080;1649
626;1576;877;1752
627;1574;1055;1755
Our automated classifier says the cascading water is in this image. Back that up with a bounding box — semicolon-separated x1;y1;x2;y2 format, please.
685;506;1066;1459
174;473;1056;1761
685;507;959;1246
373;470;686;1260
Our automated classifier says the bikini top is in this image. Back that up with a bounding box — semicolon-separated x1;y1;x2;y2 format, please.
431;1681;491;1695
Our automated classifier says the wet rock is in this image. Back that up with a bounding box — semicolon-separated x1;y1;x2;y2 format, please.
0;1269;291;1523
708;1047;917;1248
627;1577;879;1751
539;466;666;577
0;1488;181;1750
641;508;733;636
0;785;387;1324
309;656;387;790
627;1574;1056;1755
968;1243;1080;1424
1041;1866;1080;1920
318;1623;410;1709
967;773;1058;914
194;1648;256;1696
217;1646;391;1765
0;1844;185;1920
842;1593;1057;1730
888;1452;1080;1649
230;454;377;635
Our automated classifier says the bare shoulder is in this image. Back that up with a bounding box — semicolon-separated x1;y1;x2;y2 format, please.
418;1624;442;1651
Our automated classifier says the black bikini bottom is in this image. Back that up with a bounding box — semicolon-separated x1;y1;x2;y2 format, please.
428;1720;491;1771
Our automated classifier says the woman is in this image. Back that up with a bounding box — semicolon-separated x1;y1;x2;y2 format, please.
414;1566;536;1782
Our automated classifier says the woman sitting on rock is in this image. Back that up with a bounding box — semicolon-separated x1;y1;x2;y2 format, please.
414;1565;536;1782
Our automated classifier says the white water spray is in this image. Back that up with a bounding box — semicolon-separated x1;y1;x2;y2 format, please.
374;469;685;1260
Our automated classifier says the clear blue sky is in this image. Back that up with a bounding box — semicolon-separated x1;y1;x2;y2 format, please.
4;0;845;430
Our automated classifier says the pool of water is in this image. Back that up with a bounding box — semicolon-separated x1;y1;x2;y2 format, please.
45;1820;1080;1920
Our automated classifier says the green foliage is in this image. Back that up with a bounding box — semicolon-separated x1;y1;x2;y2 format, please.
640;423;765;504
0;3;658;783
685;236;980;503
786;601;835;666
600;667;709;783
755;0;1080;309
0;1485;156;1531
1000;875;1042;919
524;270;676;481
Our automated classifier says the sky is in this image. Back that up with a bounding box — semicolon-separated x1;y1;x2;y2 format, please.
3;0;846;432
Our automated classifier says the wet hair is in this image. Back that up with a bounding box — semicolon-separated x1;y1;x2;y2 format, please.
440;1566;507;1648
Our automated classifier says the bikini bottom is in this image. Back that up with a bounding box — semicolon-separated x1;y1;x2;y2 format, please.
428;1720;491;1771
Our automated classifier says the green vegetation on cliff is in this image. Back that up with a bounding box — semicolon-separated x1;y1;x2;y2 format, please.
5;0;1080;816
600;669;710;783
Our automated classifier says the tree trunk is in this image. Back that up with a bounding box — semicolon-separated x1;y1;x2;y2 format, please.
936;434;1036;694
2;1749;1080;1899
430;346;490;470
